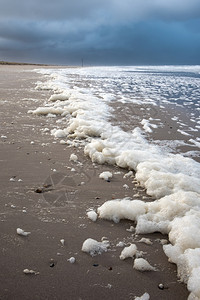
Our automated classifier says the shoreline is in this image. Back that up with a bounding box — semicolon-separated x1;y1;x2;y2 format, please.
0;61;50;66
0;65;190;299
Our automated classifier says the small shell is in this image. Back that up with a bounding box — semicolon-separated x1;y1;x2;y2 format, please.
60;239;65;246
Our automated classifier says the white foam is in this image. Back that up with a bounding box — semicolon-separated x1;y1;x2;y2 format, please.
135;292;150;300
60;139;67;144
82;238;110;256
51;128;68;138
133;258;156;272
99;171;113;181
28;107;64;116
70;153;78;162
123;170;133;178
87;210;98;222
123;184;129;189
97;198;147;224
139;238;153;245
177;129;191;136
31;66;200;299
120;244;137;260
141;119;157;133
49;93;69;102
98;192;200;296
116;241;125;247
67;257;76;264
189;139;200;148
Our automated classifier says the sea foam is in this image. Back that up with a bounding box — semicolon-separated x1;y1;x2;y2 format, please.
31;66;200;299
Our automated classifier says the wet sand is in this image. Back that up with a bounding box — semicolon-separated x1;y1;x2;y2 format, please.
0;65;189;299
110;99;200;162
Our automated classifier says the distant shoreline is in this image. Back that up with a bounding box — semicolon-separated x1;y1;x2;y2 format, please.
0;60;51;66
0;61;79;69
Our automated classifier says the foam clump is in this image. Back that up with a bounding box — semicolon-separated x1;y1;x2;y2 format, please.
120;244;137;260
177;248;200;295
164;238;200;295
139;238;153;245
126;225;135;232
51;128;68;138
97;198;146;224
133;258;156;272
60;139;66;144
28;107;64;116
17;228;31;236
116;241;125;247
123;170;133;178
135;292;150;300
41;127;50;133
135;155;200;199
99;171;113;181
70;153;78;162
141;118;153;133
123;184;129;189
82;238;110;256
49;93;69;102
87;210;98;222
67;257;76;264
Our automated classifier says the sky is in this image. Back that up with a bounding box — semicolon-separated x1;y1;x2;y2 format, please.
0;0;200;65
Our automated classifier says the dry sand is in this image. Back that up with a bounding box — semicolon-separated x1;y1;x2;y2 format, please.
0;65;189;299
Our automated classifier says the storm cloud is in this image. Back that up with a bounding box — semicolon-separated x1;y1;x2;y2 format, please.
0;0;200;65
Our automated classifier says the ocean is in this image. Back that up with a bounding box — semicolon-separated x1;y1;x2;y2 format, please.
30;65;200;299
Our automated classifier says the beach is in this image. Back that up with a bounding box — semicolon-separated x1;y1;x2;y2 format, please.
0;65;196;299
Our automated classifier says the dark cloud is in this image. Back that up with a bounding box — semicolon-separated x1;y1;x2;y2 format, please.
0;0;200;65
0;0;107;21
1;0;200;22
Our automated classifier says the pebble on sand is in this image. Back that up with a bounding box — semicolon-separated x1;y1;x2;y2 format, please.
23;269;39;275
17;228;31;236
